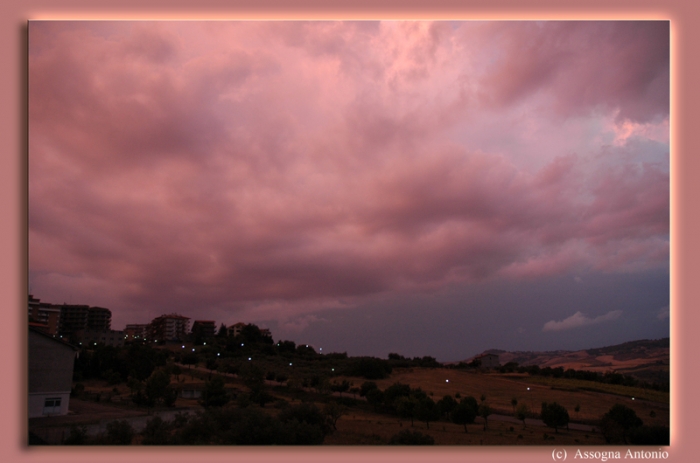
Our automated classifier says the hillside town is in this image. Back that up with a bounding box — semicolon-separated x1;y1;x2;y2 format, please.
28;294;274;423
28;294;266;347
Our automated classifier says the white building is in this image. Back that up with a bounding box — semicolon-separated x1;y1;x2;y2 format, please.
28;327;78;418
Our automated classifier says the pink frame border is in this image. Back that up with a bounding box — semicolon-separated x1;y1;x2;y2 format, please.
6;1;695;462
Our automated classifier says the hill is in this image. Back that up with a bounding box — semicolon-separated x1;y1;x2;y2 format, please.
471;338;669;384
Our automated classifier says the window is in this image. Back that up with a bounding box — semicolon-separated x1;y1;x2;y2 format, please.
43;397;62;415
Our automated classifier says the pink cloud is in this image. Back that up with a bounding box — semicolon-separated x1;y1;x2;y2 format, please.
542;310;623;332
478;21;669;123
28;21;669;325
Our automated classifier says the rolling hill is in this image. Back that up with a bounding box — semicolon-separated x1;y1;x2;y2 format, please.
470;338;669;384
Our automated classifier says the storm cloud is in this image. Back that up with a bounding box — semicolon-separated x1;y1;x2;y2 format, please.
29;21;669;353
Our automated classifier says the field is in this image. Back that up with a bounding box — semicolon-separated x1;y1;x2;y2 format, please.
366;368;668;426
324;408;604;445
29;363;668;445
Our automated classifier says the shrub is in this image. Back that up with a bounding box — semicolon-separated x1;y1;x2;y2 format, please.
200;376;229;408
105;420;135;445
63;425;88;445
141;416;171;445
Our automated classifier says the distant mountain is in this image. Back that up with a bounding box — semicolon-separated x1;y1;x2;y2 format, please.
468;338;669;384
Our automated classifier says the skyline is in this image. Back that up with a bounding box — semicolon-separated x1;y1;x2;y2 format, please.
28;20;669;361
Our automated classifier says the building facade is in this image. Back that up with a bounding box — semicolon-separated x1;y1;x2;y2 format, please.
81;329;125;347
28;327;77;418
191;320;217;339
58;304;112;340
227;322;246;337
28;295;61;336
148;314;190;343
124;324;149;343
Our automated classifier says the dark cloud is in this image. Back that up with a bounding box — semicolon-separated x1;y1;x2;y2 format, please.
28;21;668;341
479;21;669;123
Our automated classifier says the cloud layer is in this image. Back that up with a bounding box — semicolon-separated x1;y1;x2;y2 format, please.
28;21;669;329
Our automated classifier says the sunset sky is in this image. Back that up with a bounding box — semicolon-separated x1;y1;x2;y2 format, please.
28;20;669;361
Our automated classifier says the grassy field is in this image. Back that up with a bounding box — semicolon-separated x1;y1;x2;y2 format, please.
514;375;669;403
324;407;606;445
34;365;667;445
360;368;668;426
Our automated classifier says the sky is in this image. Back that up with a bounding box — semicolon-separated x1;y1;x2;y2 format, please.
28;20;669;361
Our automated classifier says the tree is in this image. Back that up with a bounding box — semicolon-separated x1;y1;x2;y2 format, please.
516;403;529;428
437;395;458;418
540;402;569;434
330;379;350;394
126;376;143;397
181;353;199;368
145;369;172;409
351;357;392;379
600;404;643;444
359;381;378;397
323;401;348;432
365;388;385;411
240;323;273;345
216;323;227;338
415;397;440;430
200;375;229;408
382;382;412;409
461;396;479;414
278;402;331;438
479;403;492;431
205;358;218;380
276;340;296;353
396;396;419;426
451;399;477;433
124;343;161;381
240;363;265;394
